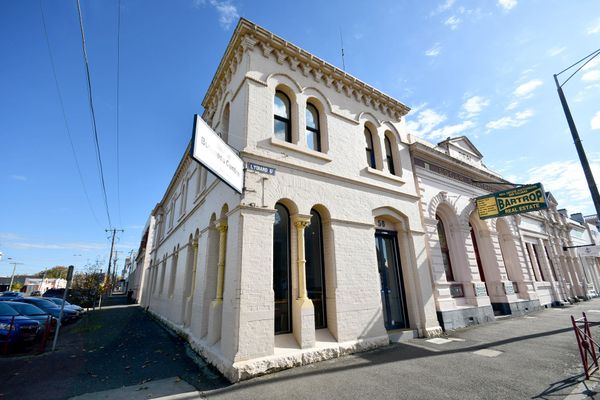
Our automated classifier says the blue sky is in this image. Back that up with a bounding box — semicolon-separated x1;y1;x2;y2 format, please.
1;0;599;276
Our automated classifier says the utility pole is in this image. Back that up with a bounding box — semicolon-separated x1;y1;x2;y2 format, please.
101;228;123;308
554;48;600;217
8;262;23;292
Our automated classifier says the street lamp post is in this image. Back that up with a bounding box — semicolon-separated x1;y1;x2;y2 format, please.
8;261;23;292
554;48;600;217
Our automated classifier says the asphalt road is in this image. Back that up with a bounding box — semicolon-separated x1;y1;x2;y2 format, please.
0;301;228;400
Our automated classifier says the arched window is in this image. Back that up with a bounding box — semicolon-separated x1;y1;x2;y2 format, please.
436;215;454;282
364;127;376;168
274;91;291;142
469;223;486;282
221;103;230;143
384;136;395;175
273;203;291;334
305;208;326;329
306;104;321;152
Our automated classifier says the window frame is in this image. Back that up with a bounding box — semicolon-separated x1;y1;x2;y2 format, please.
436;214;455;282
364;127;376;169
384;135;396;175
274;91;292;143
306;103;321;152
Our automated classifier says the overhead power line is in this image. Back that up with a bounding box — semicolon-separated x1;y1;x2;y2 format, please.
116;0;123;226
38;0;101;227
75;0;113;228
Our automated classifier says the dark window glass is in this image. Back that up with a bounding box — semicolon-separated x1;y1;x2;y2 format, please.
365;127;376;168
384;136;396;175
532;244;546;281
436;215;454;282
469;223;486;282
305;209;326;329
274;91;291;142
306;104;321;152
544;245;558;281
273;203;291;334
525;244;540;281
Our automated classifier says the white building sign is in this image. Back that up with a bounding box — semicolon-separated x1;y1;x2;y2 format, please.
191;114;244;194
578;245;600;257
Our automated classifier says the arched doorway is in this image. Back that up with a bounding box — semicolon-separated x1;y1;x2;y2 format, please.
273;203;292;334
375;228;409;330
305;208;326;329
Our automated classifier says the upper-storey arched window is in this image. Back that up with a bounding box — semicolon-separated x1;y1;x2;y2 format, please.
436;214;454;282
221;103;230;143
274;91;291;142
306;103;321;152
364;127;376;168
384;136;395;175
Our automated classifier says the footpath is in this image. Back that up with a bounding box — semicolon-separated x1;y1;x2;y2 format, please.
3;298;600;399
0;298;227;399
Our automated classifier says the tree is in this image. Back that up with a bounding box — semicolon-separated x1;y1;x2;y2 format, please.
34;266;68;279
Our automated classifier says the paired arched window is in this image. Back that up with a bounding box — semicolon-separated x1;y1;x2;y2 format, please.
384;136;395;175
436;215;454;282
305;209;326;329
274;91;291;143
306;104;321;152
273;203;291;334
364;127;376;168
221;103;230;143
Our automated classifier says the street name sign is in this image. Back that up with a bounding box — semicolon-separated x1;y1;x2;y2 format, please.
191;114;244;194
476;183;548;220
578;245;600;257
247;162;276;175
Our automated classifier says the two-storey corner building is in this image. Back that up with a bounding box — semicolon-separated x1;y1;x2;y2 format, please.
140;18;441;382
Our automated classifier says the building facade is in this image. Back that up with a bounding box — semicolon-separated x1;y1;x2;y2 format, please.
138;19;600;381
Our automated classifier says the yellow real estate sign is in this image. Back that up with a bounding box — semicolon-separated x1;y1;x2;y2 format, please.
476;183;548;220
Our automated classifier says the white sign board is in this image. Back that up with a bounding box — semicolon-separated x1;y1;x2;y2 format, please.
191;114;244;194
578;245;600;257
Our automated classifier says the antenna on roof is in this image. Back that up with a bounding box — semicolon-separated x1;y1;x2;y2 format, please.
339;28;346;71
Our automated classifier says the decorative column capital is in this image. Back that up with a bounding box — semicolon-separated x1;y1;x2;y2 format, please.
292;214;312;229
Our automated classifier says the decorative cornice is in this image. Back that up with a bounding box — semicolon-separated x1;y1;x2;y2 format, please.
201;18;411;125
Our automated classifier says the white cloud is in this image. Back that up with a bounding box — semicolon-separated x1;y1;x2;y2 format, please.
506;100;519;111
592;111;600;130
11;242;106;251
193;0;239;30
547;47;566;57
513;79;543;98
587;18;600;34
431;0;455;15
525;159;600;214
485;109;534;130
462;96;490;118
582;70;600;82
425;43;441;57
444;16;461;30
497;0;517;11
9;175;27;181
428;120;476;140
406;108;447;137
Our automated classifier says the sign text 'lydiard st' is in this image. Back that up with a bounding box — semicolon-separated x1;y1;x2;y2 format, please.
190;115;244;194
476;183;548;220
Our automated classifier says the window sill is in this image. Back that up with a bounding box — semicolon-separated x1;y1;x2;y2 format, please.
363;167;405;184
270;138;332;162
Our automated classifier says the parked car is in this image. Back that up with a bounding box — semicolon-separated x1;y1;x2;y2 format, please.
30;290;41;297
3;301;55;337
0;291;24;298
43;288;96;308
0;302;39;347
45;298;84;316
14;298;78;323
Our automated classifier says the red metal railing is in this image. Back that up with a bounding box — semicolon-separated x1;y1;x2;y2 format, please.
571;312;599;379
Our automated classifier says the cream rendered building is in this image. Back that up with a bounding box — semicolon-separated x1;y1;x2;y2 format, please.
409;135;596;330
140;19;441;381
